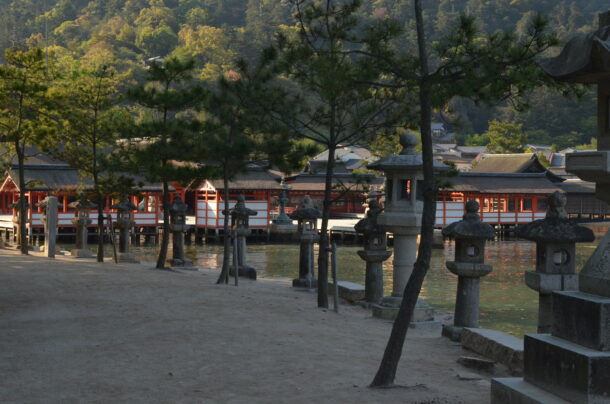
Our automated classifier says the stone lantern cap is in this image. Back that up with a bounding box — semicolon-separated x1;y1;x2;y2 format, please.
169;195;188;214
229;195;257;219
355;199;386;235
538;11;610;84
367;132;447;171
516;192;595;243
290;195;321;220
111;198;137;212
68;199;97;211
442;200;494;240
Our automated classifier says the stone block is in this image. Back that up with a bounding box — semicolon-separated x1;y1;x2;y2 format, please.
523;334;610;403
461;328;524;372
328;281;365;303
292;278;317;288
524;272;578;294
371;297;435;322
118;253;140;264
71;249;94;258
446;261;493;277
457;356;495;372
552;291;610;351
442;324;463;342
491;378;571;404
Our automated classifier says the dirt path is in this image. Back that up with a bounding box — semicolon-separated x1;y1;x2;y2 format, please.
0;249;494;403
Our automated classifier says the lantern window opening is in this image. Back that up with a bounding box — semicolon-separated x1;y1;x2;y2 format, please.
466;244;479;257
553;249;570;266
400;178;412;200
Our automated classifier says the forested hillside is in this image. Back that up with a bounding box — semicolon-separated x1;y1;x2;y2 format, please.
0;0;607;149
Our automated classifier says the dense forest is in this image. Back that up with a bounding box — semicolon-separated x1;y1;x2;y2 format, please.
0;0;607;149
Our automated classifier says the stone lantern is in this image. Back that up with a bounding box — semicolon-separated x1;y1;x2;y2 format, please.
367;132;446;320
111;197;139;263
69;197;97;258
355;197;391;304
290;195;321;288
228;194;257;279
441;200;494;340
516;192;595;333
35;196;58;258
270;189;297;238
168;195;195;269
492;12;610;403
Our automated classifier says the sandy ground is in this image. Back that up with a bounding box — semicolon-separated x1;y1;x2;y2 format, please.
0;248;499;403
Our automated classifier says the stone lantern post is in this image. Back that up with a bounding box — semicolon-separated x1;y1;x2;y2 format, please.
355;198;391;304
69;197;97;258
111;197;139;263
492;12;610;403
441;200;494;340
290;195;321;288
36;196;58;258
516;192;595;333
367;133;446;320
228;194;257;279
168;195;195;269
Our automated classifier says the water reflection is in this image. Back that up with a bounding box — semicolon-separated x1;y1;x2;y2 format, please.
104;238;598;338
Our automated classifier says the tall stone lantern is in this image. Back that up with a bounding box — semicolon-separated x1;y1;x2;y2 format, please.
69;197;97;258
228;194;257;279
290;195;321;288
168;195;195;269
516;192;595;333
355;197;391;304
367;133;446;320
441;200;494;341
492;12;610;403
111;197;139;263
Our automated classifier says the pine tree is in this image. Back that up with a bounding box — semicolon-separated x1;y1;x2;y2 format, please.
0;46;59;254
125;56;211;269
277;0;403;308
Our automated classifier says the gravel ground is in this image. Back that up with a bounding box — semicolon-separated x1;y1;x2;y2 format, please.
0;248;496;403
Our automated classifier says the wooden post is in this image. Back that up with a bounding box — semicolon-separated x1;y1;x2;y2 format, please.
331;241;339;313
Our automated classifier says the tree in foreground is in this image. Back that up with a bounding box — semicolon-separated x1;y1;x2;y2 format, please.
370;2;579;387
277;0;403;307
53;64;133;262
125;57;211;269
0;47;59;254
204;52;316;284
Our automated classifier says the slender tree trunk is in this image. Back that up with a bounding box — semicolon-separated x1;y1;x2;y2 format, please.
96;193;104;262
216;174;231;284
156;179;170;269
317;143;336;308
16;143;28;255
370;0;437;387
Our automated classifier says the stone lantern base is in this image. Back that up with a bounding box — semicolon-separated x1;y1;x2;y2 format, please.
168;257;198;271
71;248;94;258
372;297;436;323
229;265;257;280
118;252;140;264
292;277;317;288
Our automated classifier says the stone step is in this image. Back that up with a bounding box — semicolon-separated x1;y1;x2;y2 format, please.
327;281;365;303
523;334;610;403
461;328;524;372
552;291;610;351
491;378;571;404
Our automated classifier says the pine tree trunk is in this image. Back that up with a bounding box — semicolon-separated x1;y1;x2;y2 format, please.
16;144;28;255
317;144;336;308
216;175;231;284
156;180;170;269
370;0;437;387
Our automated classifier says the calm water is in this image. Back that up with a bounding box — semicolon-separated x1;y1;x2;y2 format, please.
90;236;601;338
